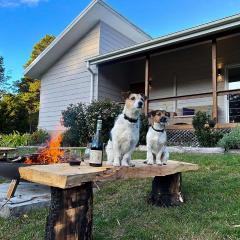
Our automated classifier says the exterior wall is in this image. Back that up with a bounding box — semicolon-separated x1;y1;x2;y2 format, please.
39;21;142;132
99;21;137;54
98;22;143;101
98;65;129;101
39;24;100;132
149;43;213;114
98;59;145;101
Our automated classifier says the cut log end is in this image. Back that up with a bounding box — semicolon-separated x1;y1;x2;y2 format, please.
148;173;184;207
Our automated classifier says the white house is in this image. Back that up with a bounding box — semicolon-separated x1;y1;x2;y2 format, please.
25;0;240;133
24;0;150;132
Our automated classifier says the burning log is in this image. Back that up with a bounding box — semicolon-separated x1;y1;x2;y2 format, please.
0;133;83;179
24;135;65;165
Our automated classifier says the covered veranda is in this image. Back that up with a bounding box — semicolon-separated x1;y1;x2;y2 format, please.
89;14;240;130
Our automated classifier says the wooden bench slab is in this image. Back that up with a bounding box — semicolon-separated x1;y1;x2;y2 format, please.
19;160;199;239
19;160;198;189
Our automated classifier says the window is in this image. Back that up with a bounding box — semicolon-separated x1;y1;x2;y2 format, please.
228;65;240;123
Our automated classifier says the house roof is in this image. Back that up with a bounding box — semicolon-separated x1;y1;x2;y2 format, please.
24;0;151;79
88;13;240;65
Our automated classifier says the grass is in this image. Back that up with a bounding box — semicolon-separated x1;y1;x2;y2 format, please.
0;152;240;240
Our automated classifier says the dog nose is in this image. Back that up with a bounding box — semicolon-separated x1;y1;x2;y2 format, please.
160;117;167;123
138;101;143;108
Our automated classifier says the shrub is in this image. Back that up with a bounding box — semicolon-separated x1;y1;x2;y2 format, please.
28;129;49;145
218;126;240;150
0;131;31;147
61;130;80;147
0;130;49;147
61;100;152;147
62;103;88;147
85;100;122;143
192;111;223;147
62;101;122;146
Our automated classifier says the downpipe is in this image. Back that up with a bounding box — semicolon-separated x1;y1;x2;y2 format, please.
87;61;95;103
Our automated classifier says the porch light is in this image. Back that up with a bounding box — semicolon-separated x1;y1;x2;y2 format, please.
149;78;152;90
217;63;224;82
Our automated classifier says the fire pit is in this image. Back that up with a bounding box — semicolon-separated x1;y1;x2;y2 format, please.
0;135;81;199
0;135;65;179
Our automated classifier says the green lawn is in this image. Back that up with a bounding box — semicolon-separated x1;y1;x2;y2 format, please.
0;152;240;240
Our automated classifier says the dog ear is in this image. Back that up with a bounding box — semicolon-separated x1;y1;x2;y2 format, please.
165;111;170;118
147;112;152;118
121;91;132;100
148;110;156;118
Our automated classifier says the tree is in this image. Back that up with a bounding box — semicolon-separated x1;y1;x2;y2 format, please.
0;94;29;133
0;56;4;84
15;34;55;132
24;34;55;68
0;35;55;134
0;56;10;96
14;77;41;132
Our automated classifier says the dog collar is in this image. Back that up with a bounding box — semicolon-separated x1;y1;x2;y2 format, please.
152;126;165;133
124;114;138;123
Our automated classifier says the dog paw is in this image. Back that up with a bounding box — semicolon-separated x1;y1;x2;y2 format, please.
129;162;135;167
121;162;130;167
106;161;113;166
113;162;121;167
147;161;154;165
163;163;167;166
156;162;163;166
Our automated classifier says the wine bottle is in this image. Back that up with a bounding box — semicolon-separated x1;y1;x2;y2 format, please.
89;118;103;167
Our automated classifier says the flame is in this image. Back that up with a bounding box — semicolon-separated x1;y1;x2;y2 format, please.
24;134;64;165
24;157;33;165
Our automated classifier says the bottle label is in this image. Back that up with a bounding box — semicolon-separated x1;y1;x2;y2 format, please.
89;150;102;164
97;120;102;131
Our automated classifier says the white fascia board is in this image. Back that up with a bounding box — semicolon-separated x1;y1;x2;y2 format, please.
24;0;100;79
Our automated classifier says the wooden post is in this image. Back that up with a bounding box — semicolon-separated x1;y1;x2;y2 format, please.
6;179;19;199
144;55;150;115
212;39;218;121
45;182;93;240
149;173;183;207
173;74;177;113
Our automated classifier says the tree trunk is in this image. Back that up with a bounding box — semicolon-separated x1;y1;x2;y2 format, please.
149;173;184;207
45;182;93;240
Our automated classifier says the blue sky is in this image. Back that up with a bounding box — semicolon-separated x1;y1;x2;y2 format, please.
1;0;240;82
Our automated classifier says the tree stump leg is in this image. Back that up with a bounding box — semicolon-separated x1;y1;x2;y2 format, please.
149;173;184;207
45;182;93;240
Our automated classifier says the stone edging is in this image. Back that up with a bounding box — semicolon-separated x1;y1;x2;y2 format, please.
137;145;225;154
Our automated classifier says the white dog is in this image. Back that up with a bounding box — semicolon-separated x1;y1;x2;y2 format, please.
146;110;170;165
106;92;145;167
